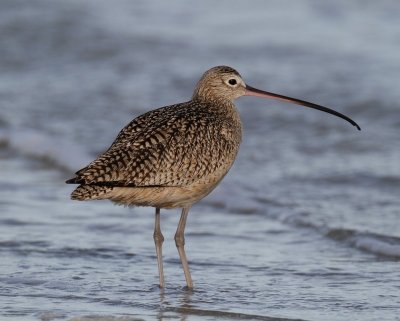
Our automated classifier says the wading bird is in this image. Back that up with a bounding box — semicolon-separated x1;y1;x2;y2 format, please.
66;66;360;288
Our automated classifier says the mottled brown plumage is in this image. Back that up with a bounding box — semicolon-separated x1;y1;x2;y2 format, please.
68;67;243;208
67;65;360;289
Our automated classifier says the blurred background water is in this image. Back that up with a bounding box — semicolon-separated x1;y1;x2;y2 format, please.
0;1;399;320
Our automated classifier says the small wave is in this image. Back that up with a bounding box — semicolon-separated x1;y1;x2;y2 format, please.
56;247;136;260
0;240;50;249
164;306;308;321
249;191;400;260
0;276;47;286
0;128;93;172
294;173;400;190
326;228;400;260
254;205;400;260
66;309;309;321
0;218;32;226
67;316;141;321
277;210;400;260
0;240;135;260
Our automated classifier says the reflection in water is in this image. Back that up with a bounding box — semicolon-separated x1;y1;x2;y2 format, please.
64;289;195;321
157;288;193;321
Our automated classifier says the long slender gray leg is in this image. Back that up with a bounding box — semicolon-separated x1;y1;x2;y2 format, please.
153;207;165;288
174;206;193;289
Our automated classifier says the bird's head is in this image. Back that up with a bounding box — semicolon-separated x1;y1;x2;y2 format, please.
193;66;247;102
193;65;360;130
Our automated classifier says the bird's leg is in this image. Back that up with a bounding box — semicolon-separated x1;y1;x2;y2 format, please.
174;206;193;289
153;207;165;288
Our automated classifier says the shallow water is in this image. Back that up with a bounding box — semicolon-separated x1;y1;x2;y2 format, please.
1;1;400;321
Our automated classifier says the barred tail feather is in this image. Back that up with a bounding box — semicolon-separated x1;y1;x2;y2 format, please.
71;185;114;201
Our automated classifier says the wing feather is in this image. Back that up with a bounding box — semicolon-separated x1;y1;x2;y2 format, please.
68;102;240;188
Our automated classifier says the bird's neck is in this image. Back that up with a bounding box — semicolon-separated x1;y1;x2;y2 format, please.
192;96;242;131
192;94;236;112
192;86;234;103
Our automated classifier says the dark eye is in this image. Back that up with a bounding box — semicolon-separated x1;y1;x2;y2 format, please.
228;79;237;85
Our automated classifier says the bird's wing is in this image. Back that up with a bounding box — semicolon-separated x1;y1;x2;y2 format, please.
68;103;239;188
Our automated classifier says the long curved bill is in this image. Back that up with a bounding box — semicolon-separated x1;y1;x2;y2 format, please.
245;85;361;130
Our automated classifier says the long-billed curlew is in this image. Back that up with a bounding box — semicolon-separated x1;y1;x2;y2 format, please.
66;66;360;289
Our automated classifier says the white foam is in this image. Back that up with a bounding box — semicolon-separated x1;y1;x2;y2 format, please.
352;234;400;259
